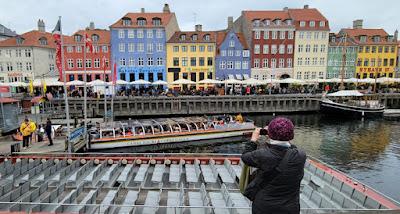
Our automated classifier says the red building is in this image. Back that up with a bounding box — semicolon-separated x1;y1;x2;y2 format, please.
234;9;295;80
63;24;111;82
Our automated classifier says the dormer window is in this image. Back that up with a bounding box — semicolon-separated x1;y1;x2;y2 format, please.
275;19;281;25
192;34;198;41
252;19;260;27
74;34;82;42
180;34;186;41
152;18;161;26
285;19;292;25
331;37;336;42
310;21;315;27
373;36;381;43
16;37;24;45
360;36;367;43
319;21;325;27
204;34;210;41
122;17;132;26
300;21;306;27
0;26;4;34
92;34;99;42
137;18;147;26
39;37;48;45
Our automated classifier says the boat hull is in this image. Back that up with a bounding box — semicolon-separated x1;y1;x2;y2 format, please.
320;100;384;118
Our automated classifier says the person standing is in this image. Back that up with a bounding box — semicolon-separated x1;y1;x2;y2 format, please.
20;118;35;149
45;118;53;146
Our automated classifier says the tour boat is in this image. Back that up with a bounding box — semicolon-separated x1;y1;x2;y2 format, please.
2;153;399;213
320;90;385;118
88;116;255;151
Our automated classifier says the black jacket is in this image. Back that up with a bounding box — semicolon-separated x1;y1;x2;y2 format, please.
45;121;52;135
242;141;306;214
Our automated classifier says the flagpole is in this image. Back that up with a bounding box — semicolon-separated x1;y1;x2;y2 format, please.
83;34;88;149
59;16;72;152
103;57;107;122
111;58;115;122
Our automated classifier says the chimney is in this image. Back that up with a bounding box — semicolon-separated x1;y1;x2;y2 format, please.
283;7;288;11
163;3;170;13
303;5;309;9
37;19;45;32
353;19;363;29
140;8;145;13
394;30;398;40
227;16;233;29
195;24;202;32
89;22;95;30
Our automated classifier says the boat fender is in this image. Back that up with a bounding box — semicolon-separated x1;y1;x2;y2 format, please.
81;159;87;165
67;159;73;165
121;159;128;165
108;159;114;165
41;159;47;163
136;159;142;165
54;159;59;164
180;159;185;165
165;159;171;165
29;158;34;163
194;159;200;165
4;158;8;162
150;159;156;165
209;159;215;165
94;159;100;165
16;158;21;163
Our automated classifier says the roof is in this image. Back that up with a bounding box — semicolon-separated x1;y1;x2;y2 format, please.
0;30;65;48
64;29;110;45
215;30;249;50
0;24;17;38
110;12;174;28
341;28;396;45
242;10;291;21
167;31;216;43
327;90;364;97
0;97;19;104
288;8;330;30
329;33;358;47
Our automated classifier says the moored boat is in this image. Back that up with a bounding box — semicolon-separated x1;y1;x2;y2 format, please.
89;116;255;151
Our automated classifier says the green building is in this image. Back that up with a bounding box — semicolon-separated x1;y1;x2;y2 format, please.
327;33;358;79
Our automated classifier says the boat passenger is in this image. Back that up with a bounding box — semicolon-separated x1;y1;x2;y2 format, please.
241;117;306;214
236;113;244;123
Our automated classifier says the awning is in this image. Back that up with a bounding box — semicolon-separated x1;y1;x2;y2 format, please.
0;97;19;104
235;74;243;80
327;90;364;97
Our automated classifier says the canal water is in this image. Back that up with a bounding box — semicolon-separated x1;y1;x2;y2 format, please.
166;114;400;202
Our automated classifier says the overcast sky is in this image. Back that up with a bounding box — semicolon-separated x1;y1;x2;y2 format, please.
1;0;399;35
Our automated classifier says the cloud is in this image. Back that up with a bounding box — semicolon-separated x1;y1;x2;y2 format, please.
0;0;398;35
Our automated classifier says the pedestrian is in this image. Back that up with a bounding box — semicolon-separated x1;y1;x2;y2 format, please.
20;118;36;149
45;118;53;146
241;117;306;214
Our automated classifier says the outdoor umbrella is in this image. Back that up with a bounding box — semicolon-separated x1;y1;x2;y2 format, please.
46;80;64;86
6;82;28;87
277;78;304;84
326;78;342;83
263;79;280;84
66;80;85;86
88;79;110;86
344;78;359;83
197;79;222;84
358;78;375;84
377;77;395;84
242;78;264;85
116;80;129;85
171;79;196;85
223;78;242;84
131;79;151;85
151;80;169;85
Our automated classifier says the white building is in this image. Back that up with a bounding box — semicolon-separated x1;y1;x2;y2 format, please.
0;20;58;83
0;24;17;41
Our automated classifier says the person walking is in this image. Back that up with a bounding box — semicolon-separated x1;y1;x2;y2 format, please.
45;118;53;146
241;117;306;214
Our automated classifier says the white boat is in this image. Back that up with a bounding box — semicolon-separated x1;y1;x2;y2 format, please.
89;116;255;151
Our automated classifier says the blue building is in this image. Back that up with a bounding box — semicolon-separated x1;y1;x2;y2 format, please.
110;4;179;83
215;19;251;80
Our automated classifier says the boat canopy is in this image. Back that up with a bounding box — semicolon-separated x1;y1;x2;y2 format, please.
327;90;364;97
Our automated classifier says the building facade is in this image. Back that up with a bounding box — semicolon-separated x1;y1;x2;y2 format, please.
166;26;216;87
0;20;57;83
215;20;250;80
0;24;17;41
289;5;330;80
234;10;295;80
63;24;111;82
110;4;179;83
327;33;358;79
342;20;398;79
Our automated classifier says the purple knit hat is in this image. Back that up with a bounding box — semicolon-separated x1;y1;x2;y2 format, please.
268;117;294;141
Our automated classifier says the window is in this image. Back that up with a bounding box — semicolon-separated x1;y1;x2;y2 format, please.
320;45;326;53
137;43;144;52
122;18;132;26
370;58;376;67
204;34;210;41
391;46;395;53
157;58;163;66
310;21;315;27
173;46;179;52
0;63;3;72
390;58;395;66
384;46;389;53
272;31;277;39
86;59;92;68
49;64;55;72
304;71;310;79
298;45;303;53
118;30;125;38
320;21;325;27
263;45;269;54
221;50;226;56
299;32;304;39
305;45;311;52
242;61;249;69
279;45;285;54
6;62;13;71
271;58;276;68
148;57;153;66
263;31;269;39
297;72;302;79
147;30;153;38
190;45;196;52
287;58;292;68
192;34;198;41
300;21;306;27
207;57;213;66
207;45;214;52
25;49;31;57
119;43;125;52
128;43;134;52
321;32;327;39
254;59;260;68
67;46;73;53
229;40;235;47
305;57;310;65
364;58;369;66
102;46;108;53
67;59;74;69
156;30;163;38
279;31;285;39
152;18;161;26
287;45;293;54
137;30;144;38
383;58;388;66
199;57;205;66
190;57;196;66
147;44;153;53
137;18;147;26
227;61;233;69
235;61;241;69
156;43;163;52
311;72;316;79
173;57;179;66
279;58;284;68
243;50;250;57
313;45;318;53
77;59;83;68
228;50;233;56
182;57;188;66
138;58;144;66
254;45;260;54
262;59;268;68
16;62;23;71
254;31;260;39
15;49;21;57
129;58;135;66
94;58;100;68
181;46;187;52
306;32;311;39
312;57;317;65
371;46;377;53
314;32;319;39
199;45;205;52
288;31;294;39
271;45;277;54
297;58;303;66
319;58;325;65
236;50;241;56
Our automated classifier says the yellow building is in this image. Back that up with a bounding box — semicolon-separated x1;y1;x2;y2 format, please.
166;26;216;88
343;21;398;78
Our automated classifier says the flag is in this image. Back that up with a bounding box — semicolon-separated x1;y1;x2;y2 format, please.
84;33;93;53
102;56;107;81
52;19;63;80
113;62;117;85
42;79;47;94
29;80;34;95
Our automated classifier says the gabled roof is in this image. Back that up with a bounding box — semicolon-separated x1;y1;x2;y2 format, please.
110;12;174;28
215;30;249;50
0;30;66;48
329;33;358;47
0;24;17;37
341;28;396;45
242;10;291;21
64;29;110;44
167;31;216;43
288;8;330;30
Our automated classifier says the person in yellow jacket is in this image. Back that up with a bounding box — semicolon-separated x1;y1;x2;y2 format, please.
235;113;244;123
20;118;36;149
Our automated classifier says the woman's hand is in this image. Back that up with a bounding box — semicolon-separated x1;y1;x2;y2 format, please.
251;128;261;142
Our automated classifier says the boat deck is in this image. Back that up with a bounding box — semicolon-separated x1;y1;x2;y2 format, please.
0;153;398;213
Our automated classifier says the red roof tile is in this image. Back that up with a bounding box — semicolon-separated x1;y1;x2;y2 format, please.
215;30;249;50
110;12;174;28
167;31;217;43
243;10;290;21
0;30;69;48
288;8;330;30
64;29;110;45
341;28;396;45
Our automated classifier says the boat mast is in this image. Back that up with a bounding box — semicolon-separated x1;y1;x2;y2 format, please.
339;33;348;90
